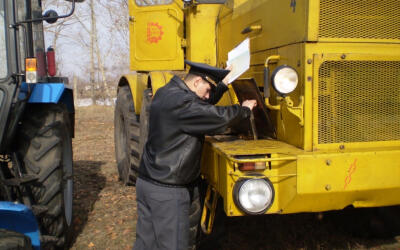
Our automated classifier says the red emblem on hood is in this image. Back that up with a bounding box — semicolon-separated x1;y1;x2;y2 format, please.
147;22;164;43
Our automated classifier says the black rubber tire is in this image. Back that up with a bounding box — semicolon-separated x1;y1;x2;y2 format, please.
139;89;152;158
114;86;140;185
17;104;73;249
189;188;201;250
0;229;33;250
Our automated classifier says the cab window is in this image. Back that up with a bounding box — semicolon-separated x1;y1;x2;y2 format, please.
135;0;173;6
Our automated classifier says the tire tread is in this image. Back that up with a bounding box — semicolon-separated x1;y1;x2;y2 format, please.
114;86;141;185
17;104;73;248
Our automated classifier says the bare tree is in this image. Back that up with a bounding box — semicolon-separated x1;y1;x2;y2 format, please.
43;0;80;74
43;0;130;104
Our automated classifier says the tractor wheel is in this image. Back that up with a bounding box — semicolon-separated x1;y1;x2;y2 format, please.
115;85;140;185
0;229;33;250
138;89;152;159
17;104;73;249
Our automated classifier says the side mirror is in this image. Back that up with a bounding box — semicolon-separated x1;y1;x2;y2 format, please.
17;0;83;25
43;10;59;24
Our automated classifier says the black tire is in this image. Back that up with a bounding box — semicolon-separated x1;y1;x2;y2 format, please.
0;229;33;250
139;89;152;158
114;86;140;185
17;104;73;249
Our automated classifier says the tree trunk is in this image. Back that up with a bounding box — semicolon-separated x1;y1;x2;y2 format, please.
90;0;96;103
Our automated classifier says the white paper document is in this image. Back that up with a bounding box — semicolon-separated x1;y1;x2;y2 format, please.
226;38;250;83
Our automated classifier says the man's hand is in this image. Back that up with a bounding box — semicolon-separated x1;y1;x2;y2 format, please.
242;100;257;110
222;66;233;85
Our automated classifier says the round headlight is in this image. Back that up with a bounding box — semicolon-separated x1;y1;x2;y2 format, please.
233;178;274;215
271;65;298;95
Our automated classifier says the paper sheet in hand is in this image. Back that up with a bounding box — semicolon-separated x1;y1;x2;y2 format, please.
226;38;250;83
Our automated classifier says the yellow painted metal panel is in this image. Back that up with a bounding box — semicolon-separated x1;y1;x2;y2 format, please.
201;138;300;216
122;73;148;115
298;150;400;194
123;71;174;115
219;42;400;153
317;0;400;42
302;45;314;152
310;51;400;151
217;0;308;67
201;142;220;188
127;0;400;220
307;0;319;41
293;149;400;212
218;0;400;63
129;0;184;71
134;9;179;61
320;37;400;44
186;5;221;65
208;138;302;156
201;138;400;216
149;71;174;95
308;0;400;44
249;44;306;149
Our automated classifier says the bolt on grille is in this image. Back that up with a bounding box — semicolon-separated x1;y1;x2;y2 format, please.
318;61;400;144
319;0;400;40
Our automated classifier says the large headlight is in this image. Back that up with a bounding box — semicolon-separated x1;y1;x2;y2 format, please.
271;65;298;95
233;178;275;215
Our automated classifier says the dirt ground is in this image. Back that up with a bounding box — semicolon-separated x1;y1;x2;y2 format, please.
69;106;400;250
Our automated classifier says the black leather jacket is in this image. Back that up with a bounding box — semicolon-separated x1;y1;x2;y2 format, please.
139;76;251;186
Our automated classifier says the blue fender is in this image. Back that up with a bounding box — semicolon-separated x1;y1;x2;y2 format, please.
20;82;75;137
20;82;75;113
0;202;40;250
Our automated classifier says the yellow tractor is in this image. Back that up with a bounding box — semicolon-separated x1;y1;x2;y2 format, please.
114;0;400;238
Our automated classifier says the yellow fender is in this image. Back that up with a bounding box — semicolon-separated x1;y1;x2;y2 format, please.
118;73;148;115
118;71;174;115
148;71;174;96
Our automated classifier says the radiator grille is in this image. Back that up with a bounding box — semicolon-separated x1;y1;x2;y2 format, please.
318;61;400;144
319;0;400;40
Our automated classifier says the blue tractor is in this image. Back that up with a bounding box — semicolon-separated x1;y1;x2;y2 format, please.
0;0;82;249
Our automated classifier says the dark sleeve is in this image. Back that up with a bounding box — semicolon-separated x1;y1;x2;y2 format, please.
207;82;229;105
177;97;251;135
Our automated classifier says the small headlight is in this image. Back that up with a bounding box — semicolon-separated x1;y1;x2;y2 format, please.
233;178;274;215
271;65;298;95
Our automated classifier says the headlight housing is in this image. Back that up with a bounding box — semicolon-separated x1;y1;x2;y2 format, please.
271;65;298;96
233;178;275;215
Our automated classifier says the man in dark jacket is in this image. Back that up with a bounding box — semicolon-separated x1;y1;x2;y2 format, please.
133;61;256;250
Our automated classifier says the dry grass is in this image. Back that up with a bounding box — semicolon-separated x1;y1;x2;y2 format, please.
70;106;136;250
70;106;400;250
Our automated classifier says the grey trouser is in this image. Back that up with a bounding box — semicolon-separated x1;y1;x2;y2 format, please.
133;178;192;250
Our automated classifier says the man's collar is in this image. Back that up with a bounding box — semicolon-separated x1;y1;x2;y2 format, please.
171;75;189;90
171;75;197;96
